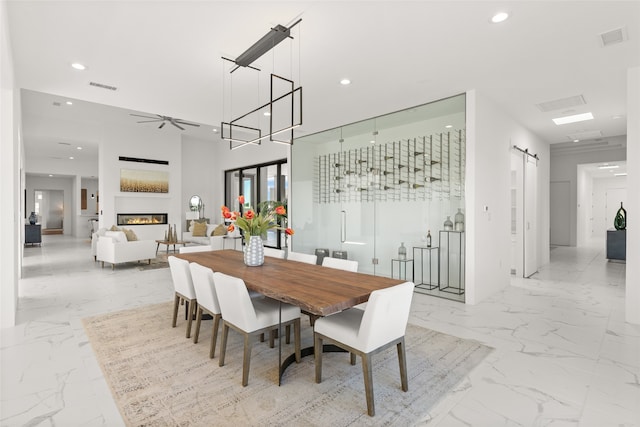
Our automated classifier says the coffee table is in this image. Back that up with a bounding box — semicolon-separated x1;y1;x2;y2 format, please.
155;240;187;255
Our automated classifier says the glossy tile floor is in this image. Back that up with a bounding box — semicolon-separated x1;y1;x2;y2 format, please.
1;236;638;426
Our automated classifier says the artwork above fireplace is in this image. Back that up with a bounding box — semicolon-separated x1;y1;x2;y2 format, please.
117;213;168;226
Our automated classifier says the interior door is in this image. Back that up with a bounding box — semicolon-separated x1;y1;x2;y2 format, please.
550;181;571;246
523;156;537;277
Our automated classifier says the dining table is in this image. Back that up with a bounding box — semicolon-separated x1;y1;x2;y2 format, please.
176;249;406;384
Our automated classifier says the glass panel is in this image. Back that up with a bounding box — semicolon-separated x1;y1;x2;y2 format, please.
292;93;466;302
225;170;240;209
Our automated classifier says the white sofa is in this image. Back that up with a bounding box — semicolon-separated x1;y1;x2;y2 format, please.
91;228;108;260
182;223;228;250
96;231;157;269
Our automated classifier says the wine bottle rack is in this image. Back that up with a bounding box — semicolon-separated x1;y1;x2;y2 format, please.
315;129;465;204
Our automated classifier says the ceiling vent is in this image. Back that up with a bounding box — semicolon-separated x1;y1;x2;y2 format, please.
52;102;61;107
89;81;118;91
535;95;586;112
599;26;628;47
567;130;603;140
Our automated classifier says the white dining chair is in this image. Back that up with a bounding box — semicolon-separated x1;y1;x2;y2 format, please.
179;245;212;253
286;251;317;264
322;256;358;272
313;281;414;416
168;256;197;338
263;247;286;259
213;272;302;386
189;262;222;358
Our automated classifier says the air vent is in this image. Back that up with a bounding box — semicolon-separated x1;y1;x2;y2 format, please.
535;95;586;112
599;27;628;47
58;142;71;146
89;81;118;91
567;130;603;140
52;102;61;107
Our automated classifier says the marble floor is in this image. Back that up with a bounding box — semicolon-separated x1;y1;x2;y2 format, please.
1;236;638;426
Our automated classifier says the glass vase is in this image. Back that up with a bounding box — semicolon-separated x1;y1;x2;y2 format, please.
244;235;265;266
454;208;465;231
444;216;453;231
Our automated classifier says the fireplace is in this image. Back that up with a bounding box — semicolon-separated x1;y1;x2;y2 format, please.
117;213;168;226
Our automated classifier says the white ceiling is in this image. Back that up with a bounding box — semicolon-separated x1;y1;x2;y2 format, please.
7;1;639;164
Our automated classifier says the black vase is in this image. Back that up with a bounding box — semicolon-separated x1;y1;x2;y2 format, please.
614;202;626;230
29;212;37;225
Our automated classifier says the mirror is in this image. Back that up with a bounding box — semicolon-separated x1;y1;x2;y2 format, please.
189;195;203;211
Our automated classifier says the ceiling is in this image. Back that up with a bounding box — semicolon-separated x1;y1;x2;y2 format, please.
6;1;639;166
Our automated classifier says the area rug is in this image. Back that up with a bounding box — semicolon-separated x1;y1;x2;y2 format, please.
83;302;492;426
136;253;169;271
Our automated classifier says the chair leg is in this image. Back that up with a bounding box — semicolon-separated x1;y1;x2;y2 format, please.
285;324;291;344
269;330;275;348
185;300;195;338
172;294;180;327
350;353;357;365
242;333;252;387
219;323;229;367
294;319;301;363
210;314;221;358
314;334;323;383
361;353;375;416
193;306;203;344
397;339;408;392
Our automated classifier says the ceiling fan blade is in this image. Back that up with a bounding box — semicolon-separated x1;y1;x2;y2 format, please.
159;122;166;129
171;121;185;131
137;119;163;123
130;113;159;119
175;120;200;127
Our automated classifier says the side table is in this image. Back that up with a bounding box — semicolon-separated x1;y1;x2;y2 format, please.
413;246;439;291
391;258;413;281
223;235;243;250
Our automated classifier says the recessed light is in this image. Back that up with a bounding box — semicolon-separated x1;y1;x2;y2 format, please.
369;140;375;144
66;101;73;105
615;173;628;176
69;156;74;160
445;125;453;129
598;164;619;170
48;174;53;177
212;128;218;133
71;62;86;70
573;139;580;142
490;12;509;23
552;112;594;125
263;111;271;116
76;146;82;150
340;78;351;85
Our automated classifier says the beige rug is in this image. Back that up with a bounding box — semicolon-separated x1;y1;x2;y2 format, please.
83;302;492;426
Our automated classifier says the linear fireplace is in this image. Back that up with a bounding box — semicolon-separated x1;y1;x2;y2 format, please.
117;213;168;226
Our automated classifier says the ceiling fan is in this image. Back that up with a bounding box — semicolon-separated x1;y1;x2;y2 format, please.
130;114;200;131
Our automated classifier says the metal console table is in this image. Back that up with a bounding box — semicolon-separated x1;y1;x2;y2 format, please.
412;246;439;292
439;230;465;295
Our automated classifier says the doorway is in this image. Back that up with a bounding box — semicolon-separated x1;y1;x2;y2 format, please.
34;190;64;234
511;148;539;278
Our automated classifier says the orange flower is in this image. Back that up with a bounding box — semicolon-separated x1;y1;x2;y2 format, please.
222;210;232;219
221;205;230;212
275;205;286;215
244;210;255;220
238;195;245;205
285;228;294;236
227;224;235;232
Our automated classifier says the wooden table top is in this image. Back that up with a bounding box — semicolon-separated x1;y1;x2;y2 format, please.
176;250;405;316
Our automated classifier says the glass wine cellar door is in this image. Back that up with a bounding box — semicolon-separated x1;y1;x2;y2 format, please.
291;94;467;301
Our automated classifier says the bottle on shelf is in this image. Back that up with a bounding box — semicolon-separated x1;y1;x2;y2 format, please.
454;208;465;231
426;230;432;247
398;242;406;260
444;216;453;231
412;183;425;189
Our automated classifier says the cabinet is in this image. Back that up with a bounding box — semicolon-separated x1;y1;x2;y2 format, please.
606;229;626;261
25;224;42;246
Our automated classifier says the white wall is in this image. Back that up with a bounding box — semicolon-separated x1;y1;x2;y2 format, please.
590;176;627;239
99;124;182;241
1;0;19;328
576;166;592;246
466;90;550;305
550;137;626;247
626;67;639;325
181;135;218;225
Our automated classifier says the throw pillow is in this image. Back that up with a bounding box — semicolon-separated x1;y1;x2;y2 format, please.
123;228;138;241
109;225;120;232
211;224;227;236
192;221;207;237
105;230;127;243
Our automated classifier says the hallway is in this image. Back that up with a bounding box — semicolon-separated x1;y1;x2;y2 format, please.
1;236;637;426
